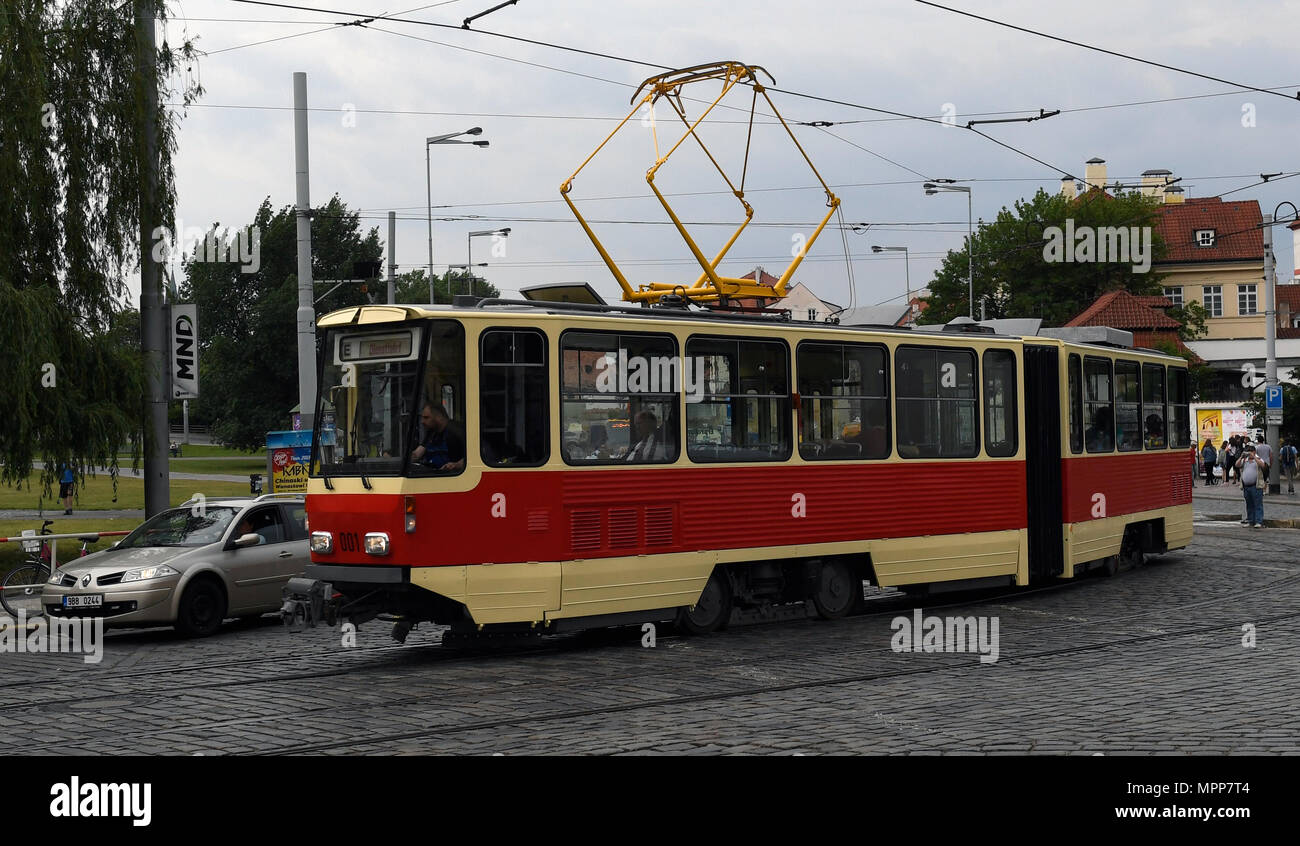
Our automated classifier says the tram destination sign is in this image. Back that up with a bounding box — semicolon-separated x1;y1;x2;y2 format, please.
335;330;417;364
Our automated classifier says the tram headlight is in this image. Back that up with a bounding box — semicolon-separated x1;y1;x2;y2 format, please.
405;496;416;534
310;531;334;554
364;532;390;556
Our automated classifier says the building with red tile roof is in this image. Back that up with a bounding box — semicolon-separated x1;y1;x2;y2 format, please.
1064;290;1197;358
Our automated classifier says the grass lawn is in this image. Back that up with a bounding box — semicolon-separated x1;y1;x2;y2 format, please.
169;458;267;475
0;474;250;512
0;517;140;574
117;444;266;460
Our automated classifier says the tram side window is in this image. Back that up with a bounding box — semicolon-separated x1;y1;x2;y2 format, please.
983;349;1017;457
685;337;791;462
1068;354;1084;454
560;330;679;464
895;346;978;459
1084;357;1114;453
1142;363;1167;449
1168;368;1191;449
1115;360;1141;452
797;343;889;460
480;329;548;466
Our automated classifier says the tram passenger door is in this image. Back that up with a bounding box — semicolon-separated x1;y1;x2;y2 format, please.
1023;345;1064;582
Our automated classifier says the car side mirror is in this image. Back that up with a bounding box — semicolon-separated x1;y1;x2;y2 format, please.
234;533;261;548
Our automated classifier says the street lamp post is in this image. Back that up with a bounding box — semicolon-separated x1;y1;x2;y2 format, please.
426;128;489;304
871;245;911;323
924;182;973;319
466;227;511;298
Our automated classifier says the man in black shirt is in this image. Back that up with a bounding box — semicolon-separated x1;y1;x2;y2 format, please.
411;403;465;471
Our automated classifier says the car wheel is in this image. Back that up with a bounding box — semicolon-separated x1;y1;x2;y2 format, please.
175;579;227;638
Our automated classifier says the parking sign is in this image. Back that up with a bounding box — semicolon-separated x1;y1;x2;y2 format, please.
1266;385;1283;410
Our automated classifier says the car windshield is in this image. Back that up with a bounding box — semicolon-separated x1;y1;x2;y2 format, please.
117;507;239;549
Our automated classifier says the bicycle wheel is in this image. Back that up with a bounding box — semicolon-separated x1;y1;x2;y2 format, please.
1;564;49;619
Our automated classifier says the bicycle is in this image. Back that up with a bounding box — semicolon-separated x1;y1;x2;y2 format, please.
1;520;56;619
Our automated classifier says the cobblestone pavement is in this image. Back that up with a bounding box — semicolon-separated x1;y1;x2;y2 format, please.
2;524;1297;755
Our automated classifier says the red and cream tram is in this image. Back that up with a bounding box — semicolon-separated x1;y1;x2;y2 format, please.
289;301;1192;637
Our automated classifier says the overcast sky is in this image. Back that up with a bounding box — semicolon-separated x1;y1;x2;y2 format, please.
154;0;1300;310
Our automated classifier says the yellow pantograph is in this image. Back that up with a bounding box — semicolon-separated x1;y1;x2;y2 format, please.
561;61;841;305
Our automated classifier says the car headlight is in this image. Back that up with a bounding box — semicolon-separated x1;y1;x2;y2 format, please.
364;532;389;556
310;532;333;553
121;565;179;583
47;569;64;586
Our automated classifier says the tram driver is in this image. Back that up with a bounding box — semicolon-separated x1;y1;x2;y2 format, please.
412;402;466;472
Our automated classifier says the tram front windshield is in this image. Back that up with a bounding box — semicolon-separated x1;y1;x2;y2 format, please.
313;320;465;477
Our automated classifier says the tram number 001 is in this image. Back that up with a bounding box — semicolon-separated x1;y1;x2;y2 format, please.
337;531;361;552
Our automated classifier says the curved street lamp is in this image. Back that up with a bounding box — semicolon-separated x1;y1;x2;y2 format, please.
426;128;489;304
924;182;973;319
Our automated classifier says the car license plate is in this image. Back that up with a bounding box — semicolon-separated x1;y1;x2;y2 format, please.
63;595;103;608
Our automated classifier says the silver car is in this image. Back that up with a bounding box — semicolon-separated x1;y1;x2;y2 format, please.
42;495;310;637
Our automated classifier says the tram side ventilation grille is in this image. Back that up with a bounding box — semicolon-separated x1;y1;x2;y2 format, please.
527;509;549;533
608;508;639;548
1171;472;1192;503
570;509;602;552
645;505;675;547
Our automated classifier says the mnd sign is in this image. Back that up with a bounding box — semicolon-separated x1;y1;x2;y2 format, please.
171;304;199;400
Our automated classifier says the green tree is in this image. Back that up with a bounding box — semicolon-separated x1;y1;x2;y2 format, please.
181;196;383;450
0;1;200;487
924;188;1170;327
392;268;500;305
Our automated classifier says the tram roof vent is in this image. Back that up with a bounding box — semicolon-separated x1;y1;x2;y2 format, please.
941;316;995;334
1036;326;1134;348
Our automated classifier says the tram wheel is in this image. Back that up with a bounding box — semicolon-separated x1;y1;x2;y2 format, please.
675;567;733;635
1120;528;1144;571
1101;555;1120;577
811;559;859;620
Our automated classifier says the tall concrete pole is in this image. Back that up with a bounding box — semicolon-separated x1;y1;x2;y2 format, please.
387;211;396;304
1264;213;1279;494
136;3;169;517
294;73;316;433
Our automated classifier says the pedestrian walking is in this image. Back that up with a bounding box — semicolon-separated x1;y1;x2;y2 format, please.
1220;439;1234;485
1236;444;1267;528
58;461;75;515
1201;439;1218;486
1280;439;1298;494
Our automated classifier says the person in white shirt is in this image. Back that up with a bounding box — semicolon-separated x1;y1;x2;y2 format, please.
1236;444;1267;528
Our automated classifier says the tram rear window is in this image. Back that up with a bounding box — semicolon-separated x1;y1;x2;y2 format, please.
894;346;978;459
797;343;888;460
1168;368;1190;449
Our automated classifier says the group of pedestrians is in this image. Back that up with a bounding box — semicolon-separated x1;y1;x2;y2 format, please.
1196;433;1299;529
